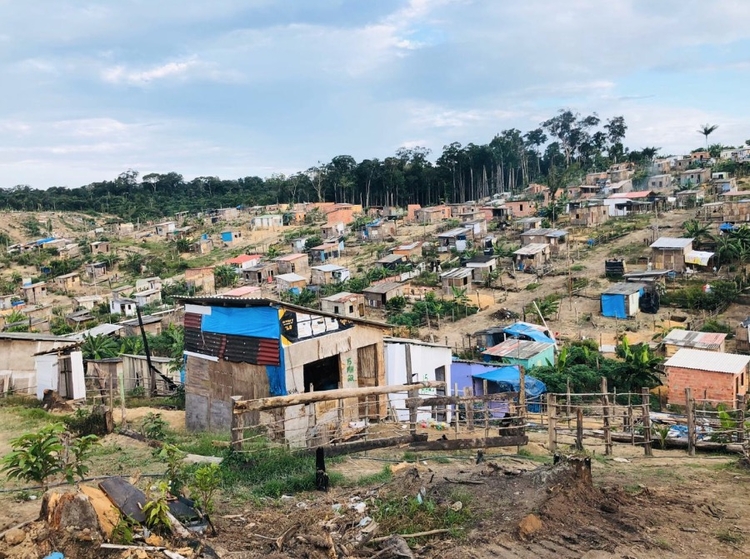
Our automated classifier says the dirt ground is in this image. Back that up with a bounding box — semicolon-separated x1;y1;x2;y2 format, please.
1;404;749;558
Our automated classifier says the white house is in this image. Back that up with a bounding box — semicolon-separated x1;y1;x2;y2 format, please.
384;337;452;422
110;296;137;317
251;214;283;230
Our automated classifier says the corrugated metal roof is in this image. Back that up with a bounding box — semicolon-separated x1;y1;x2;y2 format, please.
662;330;727;350
276;273;307;282
602;282;645;295
440;268;473;279
363;281;403;294
0;332;77;342
650;237;693;249
482;339;552;360
222;286;262;297
312;264;346;272
321;291;361;303
275;253;307;262
513;243;548;255
437;227;470;238
664;348;750;374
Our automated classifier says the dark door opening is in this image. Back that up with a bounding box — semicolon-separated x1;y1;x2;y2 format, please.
304;355;340;392
434;366;446;422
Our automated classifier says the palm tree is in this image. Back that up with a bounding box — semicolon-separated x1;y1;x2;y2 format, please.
713;234;740;266
682;219;711;247
698;124;719;148
450;286;470;307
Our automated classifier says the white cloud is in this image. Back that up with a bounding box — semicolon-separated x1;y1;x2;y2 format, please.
102;59;199;85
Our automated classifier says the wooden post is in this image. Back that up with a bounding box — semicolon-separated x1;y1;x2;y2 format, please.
483;379;489;439
518;366;526;454
466;387;474;431
737;395;745;446
547;393;557;453
231;396;243;451
641;387;652;457
575;407;584;451
454;382;460;436
685;387;695;456
601;377;612;456
406;344;418;438
566;378;571;427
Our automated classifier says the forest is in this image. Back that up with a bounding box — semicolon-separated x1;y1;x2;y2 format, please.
0;110;683;220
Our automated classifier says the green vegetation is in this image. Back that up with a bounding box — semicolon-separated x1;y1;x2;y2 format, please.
660;280;739;313
1;423;99;488
373;490;473;539
190;463;222;514
387;291;478;331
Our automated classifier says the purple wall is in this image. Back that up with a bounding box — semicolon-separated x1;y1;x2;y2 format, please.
451;360;499;395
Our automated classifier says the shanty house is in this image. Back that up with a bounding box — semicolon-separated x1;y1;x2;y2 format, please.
155;222;176;236
513;244;549;270
221;231;242;246
110;296;137;317
22;281;48;304
180;297;390;445
384;338;452;422
437;227;470;253
664;349;750;405
662;330;726;357
320;292;365;318
192;237;214;255
520;228;568;255
0;332;84;399
90;240;110;255
568;202;609;228
72;294;104;311
391;241;424;259
309;243;341;263
514;217;543;232
363;219;396;240
415;207;447;224
226;254;261;271
474;322;555;349
52;272;81;292
363;282;403;309
121;315;163;337
600;282;645;319
482;339;555;370
242;262;278;286
375;254;406;271
650;237;693;273
275;253;309;275
464;254;497;281
321;222;345;239
311;264;350;286
251;214;283;230
440;268;473;294
276;273;308;294
678;168;711;187
133;289;162;307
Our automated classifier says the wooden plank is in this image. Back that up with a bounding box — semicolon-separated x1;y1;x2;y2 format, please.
408;435;527;451
601;378;612;456
685;387;695;456
99;477;147;523
547;393;557;453
234;381;446;411
641;387;653;457
301;434;428;457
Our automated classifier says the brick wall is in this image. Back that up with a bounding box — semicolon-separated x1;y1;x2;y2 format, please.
666;365;747;405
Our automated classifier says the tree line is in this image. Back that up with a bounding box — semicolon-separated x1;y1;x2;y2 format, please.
0;110;661;220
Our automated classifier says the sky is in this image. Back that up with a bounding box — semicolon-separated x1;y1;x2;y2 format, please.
1;0;750;189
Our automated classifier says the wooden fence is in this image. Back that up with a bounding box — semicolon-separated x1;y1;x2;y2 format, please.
229;378;528;455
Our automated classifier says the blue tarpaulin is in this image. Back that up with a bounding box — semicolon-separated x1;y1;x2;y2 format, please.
601;293;627;319
502;322;555;344
201;306;280;338
720;223;738;232
472;366;547;413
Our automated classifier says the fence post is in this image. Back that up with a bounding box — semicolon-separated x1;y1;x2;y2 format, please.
231;396;244;451
482;379;489;439
737;394;745;446
601;378;612;456
454;383;460;436
641;387;653;457
566;378;571;428
518;366;526;453
685;388;695;456
575;407;584;451
547;393;557;453
466;386;474;431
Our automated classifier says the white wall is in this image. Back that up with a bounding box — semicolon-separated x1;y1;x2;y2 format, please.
385;341;452;422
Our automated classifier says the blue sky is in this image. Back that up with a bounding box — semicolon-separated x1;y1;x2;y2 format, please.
1;0;749;188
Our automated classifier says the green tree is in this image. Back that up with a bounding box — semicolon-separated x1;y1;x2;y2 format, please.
214;265;238;288
81;334;119;360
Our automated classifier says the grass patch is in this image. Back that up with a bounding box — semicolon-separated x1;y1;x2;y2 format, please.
0;396;43;409
517;448;552;464
401;451;417;462
220;446;344;498
525;282;540;291
570;264;585;272
352;465;392;487
174;431;230;457
652;538;673;551
432;456;451;464
373;490;473;539
716;529;745;546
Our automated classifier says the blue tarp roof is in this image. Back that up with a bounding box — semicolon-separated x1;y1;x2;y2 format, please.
720;223;738;232
36;237;56;245
471;365;547;399
502;322;555;344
